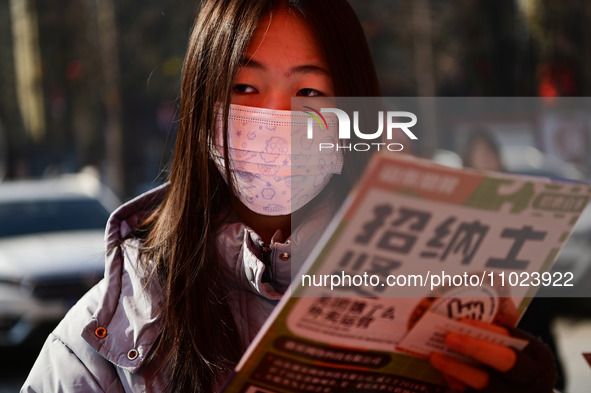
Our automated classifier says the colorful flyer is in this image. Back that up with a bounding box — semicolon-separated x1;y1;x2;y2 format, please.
222;152;591;393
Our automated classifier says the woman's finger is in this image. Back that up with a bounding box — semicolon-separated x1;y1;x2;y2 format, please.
442;374;468;393
458;318;510;335
445;332;517;372
430;352;489;390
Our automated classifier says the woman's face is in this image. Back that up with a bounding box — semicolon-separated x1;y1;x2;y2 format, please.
468;139;503;172
231;7;335;110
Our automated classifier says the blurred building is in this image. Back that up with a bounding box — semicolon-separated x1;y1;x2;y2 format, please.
0;0;590;198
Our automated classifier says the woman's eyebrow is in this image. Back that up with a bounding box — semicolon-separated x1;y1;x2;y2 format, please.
290;65;330;76
239;58;266;69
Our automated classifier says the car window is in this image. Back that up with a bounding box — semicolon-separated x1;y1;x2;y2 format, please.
0;198;110;238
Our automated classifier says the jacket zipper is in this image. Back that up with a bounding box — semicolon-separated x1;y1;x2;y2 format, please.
260;244;273;283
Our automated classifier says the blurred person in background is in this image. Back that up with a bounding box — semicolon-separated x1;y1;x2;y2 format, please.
22;0;557;392
461;128;505;173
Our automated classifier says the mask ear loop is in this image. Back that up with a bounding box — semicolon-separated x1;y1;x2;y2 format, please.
211;103;240;197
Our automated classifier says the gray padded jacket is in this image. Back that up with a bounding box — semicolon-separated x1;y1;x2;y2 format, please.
21;184;331;392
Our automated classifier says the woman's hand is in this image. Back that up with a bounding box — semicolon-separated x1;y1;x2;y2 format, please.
428;319;557;392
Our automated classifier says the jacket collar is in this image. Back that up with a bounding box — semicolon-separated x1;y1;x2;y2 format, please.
81;183;336;372
81;184;167;372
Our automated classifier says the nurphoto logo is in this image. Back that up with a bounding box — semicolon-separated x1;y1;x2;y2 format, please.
305;107;418;152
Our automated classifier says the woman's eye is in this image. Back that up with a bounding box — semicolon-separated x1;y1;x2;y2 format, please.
233;84;258;94
297;88;323;97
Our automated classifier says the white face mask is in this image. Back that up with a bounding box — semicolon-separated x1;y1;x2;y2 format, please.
211;104;343;216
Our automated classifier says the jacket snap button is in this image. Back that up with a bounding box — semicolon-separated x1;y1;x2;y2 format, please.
127;349;138;360
279;252;290;261
95;327;107;338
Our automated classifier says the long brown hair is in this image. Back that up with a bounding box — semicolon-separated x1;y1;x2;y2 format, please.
141;0;380;391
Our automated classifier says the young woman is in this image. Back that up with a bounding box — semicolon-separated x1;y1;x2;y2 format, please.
22;1;556;392
462;129;505;172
